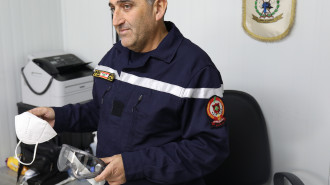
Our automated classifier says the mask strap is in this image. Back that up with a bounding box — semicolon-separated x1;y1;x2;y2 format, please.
15;140;39;166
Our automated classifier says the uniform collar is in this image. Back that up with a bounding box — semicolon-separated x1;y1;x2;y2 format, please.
150;21;184;64
113;21;183;69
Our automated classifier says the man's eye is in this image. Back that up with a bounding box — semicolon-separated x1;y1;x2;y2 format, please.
124;4;131;10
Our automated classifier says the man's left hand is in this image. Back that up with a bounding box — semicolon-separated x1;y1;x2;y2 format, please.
94;154;126;185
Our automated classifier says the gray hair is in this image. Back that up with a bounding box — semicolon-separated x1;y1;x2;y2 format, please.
146;0;155;5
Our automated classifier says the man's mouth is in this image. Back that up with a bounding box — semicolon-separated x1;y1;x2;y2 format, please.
118;27;130;35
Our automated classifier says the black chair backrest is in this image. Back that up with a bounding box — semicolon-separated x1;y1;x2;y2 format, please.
204;90;271;185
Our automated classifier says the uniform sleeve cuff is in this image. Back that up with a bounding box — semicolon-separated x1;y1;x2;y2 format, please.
52;106;67;133
122;151;145;181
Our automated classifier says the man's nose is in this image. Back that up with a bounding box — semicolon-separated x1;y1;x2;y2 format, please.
112;9;124;26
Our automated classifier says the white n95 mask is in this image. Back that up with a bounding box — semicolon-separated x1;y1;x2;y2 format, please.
15;112;57;165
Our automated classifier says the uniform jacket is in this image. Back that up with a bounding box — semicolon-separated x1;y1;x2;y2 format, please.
53;22;229;185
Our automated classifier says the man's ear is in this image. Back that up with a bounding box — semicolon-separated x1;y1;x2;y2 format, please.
153;0;167;21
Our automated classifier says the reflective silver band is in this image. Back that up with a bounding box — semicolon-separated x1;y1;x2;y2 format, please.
94;65;223;99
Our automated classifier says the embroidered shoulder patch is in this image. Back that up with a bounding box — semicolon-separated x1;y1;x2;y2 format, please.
207;96;225;128
93;69;115;82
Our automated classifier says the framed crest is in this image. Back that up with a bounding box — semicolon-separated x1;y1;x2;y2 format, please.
243;0;296;42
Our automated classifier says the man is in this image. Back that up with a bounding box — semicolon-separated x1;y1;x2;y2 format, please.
30;0;229;184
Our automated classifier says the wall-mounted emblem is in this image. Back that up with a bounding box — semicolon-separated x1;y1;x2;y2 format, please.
243;0;296;42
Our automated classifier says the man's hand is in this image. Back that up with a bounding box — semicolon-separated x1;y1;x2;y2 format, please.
95;154;126;185
28;107;55;127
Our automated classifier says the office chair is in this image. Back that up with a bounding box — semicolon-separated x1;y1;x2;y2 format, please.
204;90;304;185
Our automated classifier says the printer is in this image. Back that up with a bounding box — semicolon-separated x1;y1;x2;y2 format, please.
21;51;94;107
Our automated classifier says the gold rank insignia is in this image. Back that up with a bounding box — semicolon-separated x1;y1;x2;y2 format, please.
93;70;115;82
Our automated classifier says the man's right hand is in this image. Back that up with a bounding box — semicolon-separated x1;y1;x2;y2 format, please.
28;107;55;127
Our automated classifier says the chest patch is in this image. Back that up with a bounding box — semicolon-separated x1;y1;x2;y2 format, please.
93;69;115;82
112;100;124;117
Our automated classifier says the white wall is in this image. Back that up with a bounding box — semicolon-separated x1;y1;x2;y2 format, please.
61;0;113;67
0;0;63;166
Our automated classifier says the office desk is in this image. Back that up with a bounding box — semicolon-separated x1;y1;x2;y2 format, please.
0;167;90;185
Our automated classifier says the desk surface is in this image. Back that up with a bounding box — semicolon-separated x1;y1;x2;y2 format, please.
0;166;17;185
0;167;90;185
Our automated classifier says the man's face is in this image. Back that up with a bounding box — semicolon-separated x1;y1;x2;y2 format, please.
109;0;156;52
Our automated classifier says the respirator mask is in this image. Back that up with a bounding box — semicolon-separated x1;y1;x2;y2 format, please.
15;112;57;165
15;112;105;185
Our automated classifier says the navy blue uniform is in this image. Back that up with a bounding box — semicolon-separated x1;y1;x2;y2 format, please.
53;22;229;185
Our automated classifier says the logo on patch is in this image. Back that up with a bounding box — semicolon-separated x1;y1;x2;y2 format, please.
93;70;115;82
207;96;225;128
253;0;283;23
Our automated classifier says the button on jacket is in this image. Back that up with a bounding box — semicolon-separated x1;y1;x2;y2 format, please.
53;22;229;185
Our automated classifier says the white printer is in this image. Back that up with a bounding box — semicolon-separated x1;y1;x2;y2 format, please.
21;51;94;107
